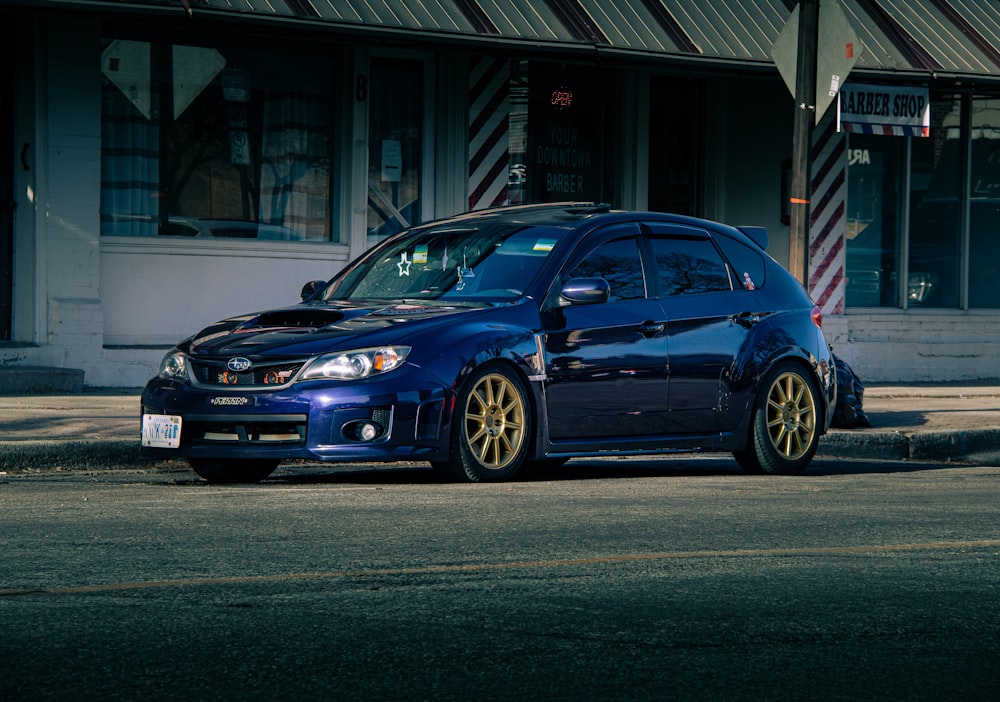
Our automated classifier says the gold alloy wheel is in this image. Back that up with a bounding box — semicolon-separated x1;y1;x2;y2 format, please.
764;371;817;461
464;372;526;470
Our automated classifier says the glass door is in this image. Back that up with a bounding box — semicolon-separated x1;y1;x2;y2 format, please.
366;58;423;246
845;134;906;307
648;76;701;216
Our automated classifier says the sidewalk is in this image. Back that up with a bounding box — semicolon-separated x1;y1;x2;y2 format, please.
2;384;1000;471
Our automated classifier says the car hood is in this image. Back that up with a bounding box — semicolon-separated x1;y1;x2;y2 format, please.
186;300;493;357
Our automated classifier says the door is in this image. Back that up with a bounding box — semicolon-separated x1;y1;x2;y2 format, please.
646;225;753;434
542;225;670;440
366;57;424;247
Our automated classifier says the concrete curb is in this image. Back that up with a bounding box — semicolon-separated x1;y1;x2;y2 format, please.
0;440;145;471
819;427;1000;463
818;431;909;461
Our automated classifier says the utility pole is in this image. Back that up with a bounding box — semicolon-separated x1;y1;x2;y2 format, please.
788;0;819;287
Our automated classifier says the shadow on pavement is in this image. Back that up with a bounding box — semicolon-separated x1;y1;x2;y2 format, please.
249;455;974;486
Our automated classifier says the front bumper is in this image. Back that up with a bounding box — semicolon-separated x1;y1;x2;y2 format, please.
140;373;452;464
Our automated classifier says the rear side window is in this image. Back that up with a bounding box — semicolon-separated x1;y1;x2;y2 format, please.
650;237;731;296
713;231;767;290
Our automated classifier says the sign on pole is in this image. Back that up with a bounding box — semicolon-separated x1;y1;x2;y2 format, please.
771;0;862;124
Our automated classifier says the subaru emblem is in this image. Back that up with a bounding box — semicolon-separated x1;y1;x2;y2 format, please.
227;357;252;372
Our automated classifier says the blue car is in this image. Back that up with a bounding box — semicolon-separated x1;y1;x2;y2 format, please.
141;203;835;483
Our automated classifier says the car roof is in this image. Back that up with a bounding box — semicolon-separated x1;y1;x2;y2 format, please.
428;202;614;228
409;203;769;253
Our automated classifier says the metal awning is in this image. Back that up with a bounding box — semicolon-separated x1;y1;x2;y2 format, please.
16;0;1000;81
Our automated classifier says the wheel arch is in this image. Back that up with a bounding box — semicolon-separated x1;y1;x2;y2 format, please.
757;352;830;428
731;349;831;450
439;345;546;459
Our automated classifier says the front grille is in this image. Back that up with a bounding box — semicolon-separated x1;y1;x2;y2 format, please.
189;359;305;388
185;415;308;446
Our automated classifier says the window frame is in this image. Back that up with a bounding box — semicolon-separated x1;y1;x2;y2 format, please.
99;31;341;245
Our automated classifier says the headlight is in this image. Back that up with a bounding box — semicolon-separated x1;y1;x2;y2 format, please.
300;346;411;381
158;350;188;380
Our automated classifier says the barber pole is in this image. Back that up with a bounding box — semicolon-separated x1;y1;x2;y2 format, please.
468;57;510;210
809;111;846;315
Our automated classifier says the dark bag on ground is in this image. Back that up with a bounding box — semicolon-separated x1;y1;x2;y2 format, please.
831;355;872;429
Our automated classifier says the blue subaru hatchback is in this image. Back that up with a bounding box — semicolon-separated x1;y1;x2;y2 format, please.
141;203;835;483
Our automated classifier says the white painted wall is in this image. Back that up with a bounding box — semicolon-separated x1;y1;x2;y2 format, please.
39;16;103;370
90;241;348;387
100;240;349;346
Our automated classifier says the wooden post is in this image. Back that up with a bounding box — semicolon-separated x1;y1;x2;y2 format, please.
788;0;819;287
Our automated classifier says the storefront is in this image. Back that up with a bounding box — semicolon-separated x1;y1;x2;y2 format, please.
1;0;999;387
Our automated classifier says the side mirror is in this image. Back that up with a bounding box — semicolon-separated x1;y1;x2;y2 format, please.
560;277;610;305
300;280;326;301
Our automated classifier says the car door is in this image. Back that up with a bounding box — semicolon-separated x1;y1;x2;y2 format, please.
541;223;670;440
645;223;756;434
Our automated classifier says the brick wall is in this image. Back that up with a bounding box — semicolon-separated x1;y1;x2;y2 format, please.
826;314;1000;382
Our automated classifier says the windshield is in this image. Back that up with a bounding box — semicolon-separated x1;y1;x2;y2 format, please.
322;224;568;302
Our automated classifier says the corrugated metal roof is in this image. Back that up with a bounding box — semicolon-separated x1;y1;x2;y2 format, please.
837;0;1000;77
462;1;578;43
201;0;479;32
24;0;1000;80
663;0;789;60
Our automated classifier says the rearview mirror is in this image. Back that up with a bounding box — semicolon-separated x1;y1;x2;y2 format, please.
300;280;326;301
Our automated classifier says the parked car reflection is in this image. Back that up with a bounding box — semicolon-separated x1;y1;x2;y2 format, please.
165;217;300;240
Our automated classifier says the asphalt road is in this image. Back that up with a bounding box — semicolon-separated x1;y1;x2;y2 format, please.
2;457;999;701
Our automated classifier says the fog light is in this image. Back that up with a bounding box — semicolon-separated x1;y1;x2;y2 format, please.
359;422;379;442
339;413;390;442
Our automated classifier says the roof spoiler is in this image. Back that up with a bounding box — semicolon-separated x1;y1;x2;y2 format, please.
736;226;768;250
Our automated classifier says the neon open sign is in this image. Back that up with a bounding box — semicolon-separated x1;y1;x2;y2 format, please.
550;88;573;108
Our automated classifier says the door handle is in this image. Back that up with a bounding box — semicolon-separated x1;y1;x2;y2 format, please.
734;312;760;328
638;321;666;337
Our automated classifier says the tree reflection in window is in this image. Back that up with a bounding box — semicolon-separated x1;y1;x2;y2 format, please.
651;237;731;296
568;238;646;300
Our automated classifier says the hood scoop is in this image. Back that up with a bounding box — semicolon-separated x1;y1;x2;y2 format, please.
247;309;346;331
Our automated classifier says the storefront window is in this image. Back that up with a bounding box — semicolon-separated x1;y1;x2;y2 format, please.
845;134;905;307
969;97;1000;308
366;58;422;246
100;39;334;241
908;96;962;307
526;64;604;204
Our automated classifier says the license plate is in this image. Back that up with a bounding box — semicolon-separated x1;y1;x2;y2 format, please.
142;414;182;448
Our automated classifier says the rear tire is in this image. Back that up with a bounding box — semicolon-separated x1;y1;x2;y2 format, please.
445;364;531;482
188;458;279;484
734;362;820;475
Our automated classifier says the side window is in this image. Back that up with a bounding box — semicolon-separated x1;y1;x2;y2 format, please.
713;232;767;290
567;237;646;300
650;237;731;296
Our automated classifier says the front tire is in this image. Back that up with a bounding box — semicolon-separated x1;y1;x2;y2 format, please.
445;365;531;482
188;458;279;484
735;363;820;475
